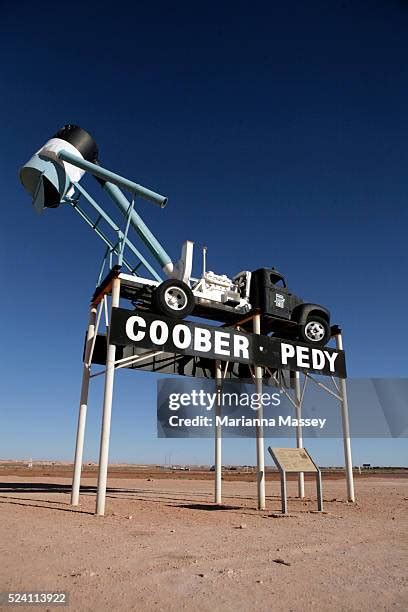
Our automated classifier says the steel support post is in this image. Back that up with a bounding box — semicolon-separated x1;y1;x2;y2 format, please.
294;371;305;499
214;360;222;504
253;314;266;510
335;333;355;502
95;277;121;515
316;470;323;511
280;470;288;514
71;305;97;506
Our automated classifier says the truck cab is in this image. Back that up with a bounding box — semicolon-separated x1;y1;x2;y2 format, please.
248;267;331;345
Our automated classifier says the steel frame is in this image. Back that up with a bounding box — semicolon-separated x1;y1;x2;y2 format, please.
64;183;162;284
211;316;355;509
71;271;355;516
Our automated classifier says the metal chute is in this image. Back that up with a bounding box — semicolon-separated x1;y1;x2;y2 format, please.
19;124;174;279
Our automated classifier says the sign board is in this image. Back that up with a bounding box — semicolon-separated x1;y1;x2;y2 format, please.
268;447;318;473
90;334;296;385
109;307;347;378
268;446;323;514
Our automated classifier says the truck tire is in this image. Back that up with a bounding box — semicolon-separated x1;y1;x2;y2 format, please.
152;279;195;319
299;316;331;346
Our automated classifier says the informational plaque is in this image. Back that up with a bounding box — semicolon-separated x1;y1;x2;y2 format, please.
268;447;318;473
268;447;323;514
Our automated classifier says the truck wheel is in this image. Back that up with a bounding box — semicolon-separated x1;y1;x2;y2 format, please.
300;316;330;346
152;279;195;319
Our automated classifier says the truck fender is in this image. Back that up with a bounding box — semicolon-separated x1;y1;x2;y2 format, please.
292;303;330;326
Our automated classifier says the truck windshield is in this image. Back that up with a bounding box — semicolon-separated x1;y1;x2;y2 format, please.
270;272;286;287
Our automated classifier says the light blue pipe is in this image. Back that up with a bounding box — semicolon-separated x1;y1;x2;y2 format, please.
102;181;173;273
73;182;163;281
57;149;167;208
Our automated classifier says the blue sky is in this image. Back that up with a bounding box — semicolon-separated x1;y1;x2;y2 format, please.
1;0;407;466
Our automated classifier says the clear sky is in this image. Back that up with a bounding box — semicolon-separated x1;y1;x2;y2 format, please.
1;1;407;466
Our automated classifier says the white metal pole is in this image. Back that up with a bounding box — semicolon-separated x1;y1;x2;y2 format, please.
95;277;121;516
253;314;266;510
71;305;97;506
335;332;355;502
214;360;222;504
294;371;305;498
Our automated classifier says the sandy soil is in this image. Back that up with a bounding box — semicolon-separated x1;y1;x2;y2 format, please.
0;474;407;611
1;463;405;481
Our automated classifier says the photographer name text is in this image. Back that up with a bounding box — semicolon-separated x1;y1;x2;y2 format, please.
167;415;327;429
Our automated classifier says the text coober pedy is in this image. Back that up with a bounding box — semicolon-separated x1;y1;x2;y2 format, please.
109;307;346;378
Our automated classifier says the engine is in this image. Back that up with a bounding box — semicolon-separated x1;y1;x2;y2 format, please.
198;271;243;307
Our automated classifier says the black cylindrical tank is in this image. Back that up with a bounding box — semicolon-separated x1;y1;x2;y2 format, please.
52;125;99;163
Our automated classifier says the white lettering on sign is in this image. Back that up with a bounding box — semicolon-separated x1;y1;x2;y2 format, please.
194;327;212;352
296;346;310;368
150;320;169;345
172;324;191;350
233;335;249;359
214;331;231;356
123;313;249;360
280;342;338;373
126;315;146;342
325;352;338;371
121;314;341;374
281;344;295;364
311;348;325;370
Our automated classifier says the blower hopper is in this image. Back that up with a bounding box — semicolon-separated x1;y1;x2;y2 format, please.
19;125;98;213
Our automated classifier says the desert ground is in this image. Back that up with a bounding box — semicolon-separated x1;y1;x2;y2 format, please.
0;466;407;612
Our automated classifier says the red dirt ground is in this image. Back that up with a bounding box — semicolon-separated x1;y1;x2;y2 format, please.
0;470;407;611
